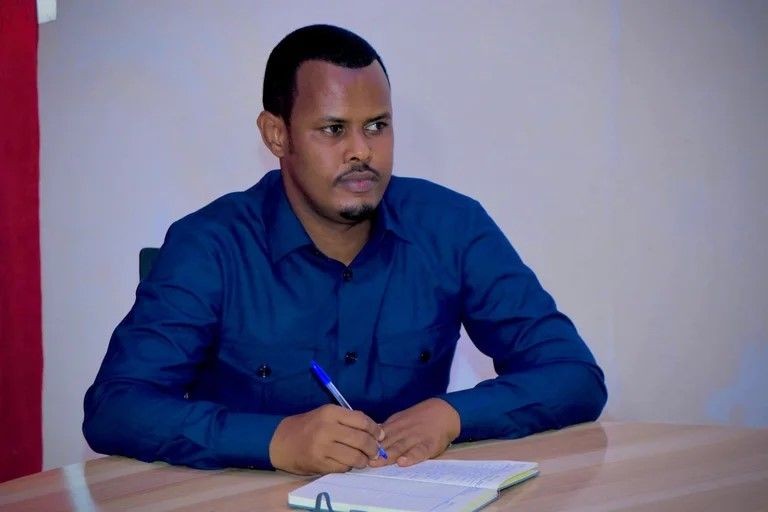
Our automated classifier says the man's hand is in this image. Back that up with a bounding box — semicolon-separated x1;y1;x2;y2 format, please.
269;404;385;475
371;398;460;468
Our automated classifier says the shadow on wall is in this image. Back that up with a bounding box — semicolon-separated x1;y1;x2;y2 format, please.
707;342;768;427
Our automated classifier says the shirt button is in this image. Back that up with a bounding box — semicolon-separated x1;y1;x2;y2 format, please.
342;268;353;281
256;363;272;378
418;350;431;363
344;351;358;364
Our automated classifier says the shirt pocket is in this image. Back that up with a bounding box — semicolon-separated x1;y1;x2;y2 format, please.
374;322;460;404
246;345;325;415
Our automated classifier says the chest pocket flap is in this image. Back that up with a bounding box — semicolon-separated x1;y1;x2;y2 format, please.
375;322;460;368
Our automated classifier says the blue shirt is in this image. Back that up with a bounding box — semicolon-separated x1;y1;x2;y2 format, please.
83;170;606;470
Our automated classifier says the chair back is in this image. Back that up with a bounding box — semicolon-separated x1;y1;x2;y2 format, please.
139;247;160;281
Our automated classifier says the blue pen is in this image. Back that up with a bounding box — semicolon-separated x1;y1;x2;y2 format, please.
311;360;388;459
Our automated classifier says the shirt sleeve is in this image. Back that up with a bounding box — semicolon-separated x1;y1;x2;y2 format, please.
83;221;283;470
439;201;607;442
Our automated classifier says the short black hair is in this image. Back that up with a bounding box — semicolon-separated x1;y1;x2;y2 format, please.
262;24;388;123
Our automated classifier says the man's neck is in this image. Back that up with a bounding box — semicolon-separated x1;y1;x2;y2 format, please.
283;193;370;266
279;174;374;265
304;219;371;266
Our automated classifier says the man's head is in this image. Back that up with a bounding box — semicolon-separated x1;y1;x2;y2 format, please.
262;24;388;124
257;25;394;227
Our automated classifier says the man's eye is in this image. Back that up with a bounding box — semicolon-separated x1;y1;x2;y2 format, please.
365;121;388;134
321;125;344;136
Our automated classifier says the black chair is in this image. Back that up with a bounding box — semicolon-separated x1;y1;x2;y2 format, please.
139;247;160;282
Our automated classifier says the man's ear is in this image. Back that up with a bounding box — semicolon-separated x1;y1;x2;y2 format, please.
257;111;289;158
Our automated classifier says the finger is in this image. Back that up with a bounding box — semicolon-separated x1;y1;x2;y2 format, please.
379;436;411;462
379;418;418;450
396;440;432;467
338;410;384;440
369;424;422;467
380;412;414;441
326;441;371;470
332;424;381;460
321;456;354;474
368;453;395;467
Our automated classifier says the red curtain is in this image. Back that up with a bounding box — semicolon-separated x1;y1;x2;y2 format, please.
0;0;43;482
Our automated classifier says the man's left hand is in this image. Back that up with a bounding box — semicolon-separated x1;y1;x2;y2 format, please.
370;398;460;467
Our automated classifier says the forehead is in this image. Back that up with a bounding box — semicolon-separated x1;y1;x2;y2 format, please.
292;60;391;119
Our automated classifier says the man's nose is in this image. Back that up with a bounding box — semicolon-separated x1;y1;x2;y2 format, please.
345;128;372;162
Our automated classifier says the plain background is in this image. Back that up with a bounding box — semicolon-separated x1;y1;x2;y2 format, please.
38;0;767;469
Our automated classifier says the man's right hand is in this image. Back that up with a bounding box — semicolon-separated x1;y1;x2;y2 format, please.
268;404;385;475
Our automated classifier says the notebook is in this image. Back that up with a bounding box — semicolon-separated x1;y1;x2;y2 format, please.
287;459;539;512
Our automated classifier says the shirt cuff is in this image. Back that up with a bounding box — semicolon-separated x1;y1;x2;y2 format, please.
438;387;514;443
216;412;284;469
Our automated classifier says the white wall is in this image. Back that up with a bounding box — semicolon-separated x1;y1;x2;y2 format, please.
38;0;768;469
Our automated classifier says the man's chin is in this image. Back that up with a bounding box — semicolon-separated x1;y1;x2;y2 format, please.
339;204;377;223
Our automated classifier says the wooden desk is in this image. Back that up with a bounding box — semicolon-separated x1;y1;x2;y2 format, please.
1;422;766;511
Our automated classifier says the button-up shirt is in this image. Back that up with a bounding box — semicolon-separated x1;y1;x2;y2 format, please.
83;170;607;469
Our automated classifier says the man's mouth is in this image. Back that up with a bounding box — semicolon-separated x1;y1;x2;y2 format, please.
338;173;378;193
335;166;380;193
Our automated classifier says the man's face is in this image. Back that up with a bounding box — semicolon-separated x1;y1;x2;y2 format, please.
280;60;393;225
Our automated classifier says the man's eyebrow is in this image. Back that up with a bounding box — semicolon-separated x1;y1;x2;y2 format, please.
318;112;392;124
319;116;347;124
366;112;392;123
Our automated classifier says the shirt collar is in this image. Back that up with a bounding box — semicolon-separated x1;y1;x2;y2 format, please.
376;182;410;243
264;172;314;264
265;172;410;264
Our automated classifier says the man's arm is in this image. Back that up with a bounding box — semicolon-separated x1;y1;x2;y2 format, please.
375;200;607;465
83;222;382;472
83;223;281;469
443;201;607;442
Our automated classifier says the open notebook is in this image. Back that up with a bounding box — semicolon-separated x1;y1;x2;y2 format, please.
288;459;539;512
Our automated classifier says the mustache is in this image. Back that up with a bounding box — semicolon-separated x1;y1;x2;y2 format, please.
335;163;381;184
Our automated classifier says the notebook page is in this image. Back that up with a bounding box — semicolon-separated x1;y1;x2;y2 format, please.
351;460;538;490
289;473;495;512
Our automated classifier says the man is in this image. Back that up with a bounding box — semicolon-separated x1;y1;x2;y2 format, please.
84;24;606;476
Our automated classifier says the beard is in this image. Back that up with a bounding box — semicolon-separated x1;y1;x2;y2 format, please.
335;163;382;222
339;203;377;222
